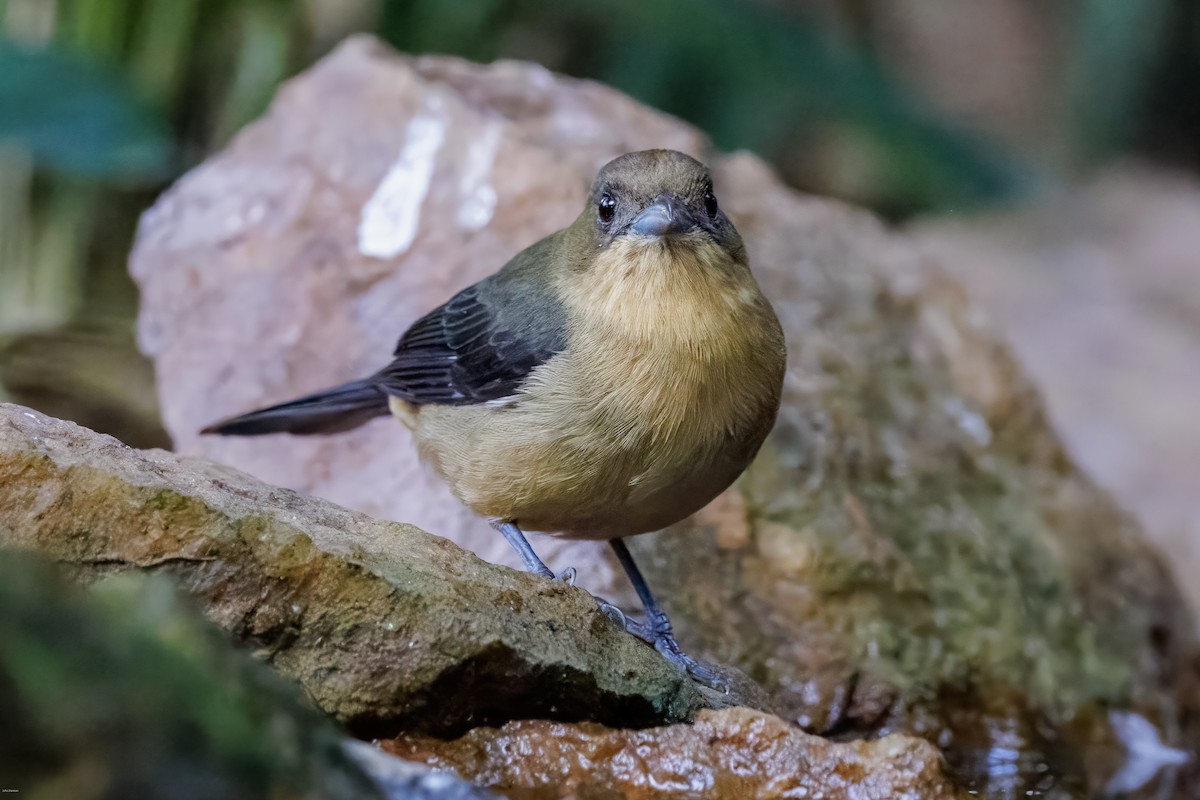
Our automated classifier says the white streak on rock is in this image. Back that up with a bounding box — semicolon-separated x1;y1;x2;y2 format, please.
357;98;446;259
456;122;502;231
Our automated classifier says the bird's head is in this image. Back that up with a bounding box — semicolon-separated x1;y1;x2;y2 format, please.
578;150;745;264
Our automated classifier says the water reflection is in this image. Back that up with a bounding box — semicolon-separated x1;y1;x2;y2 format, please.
1104;711;1189;796
945;710;1191;799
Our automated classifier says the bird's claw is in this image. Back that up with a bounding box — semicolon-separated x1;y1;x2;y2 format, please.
593;599;727;691
595;598;627;627
530;565;576;584
653;634;729;692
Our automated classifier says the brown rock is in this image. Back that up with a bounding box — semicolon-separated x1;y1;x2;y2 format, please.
0;404;704;736
129;36;1198;793
383;707;963;800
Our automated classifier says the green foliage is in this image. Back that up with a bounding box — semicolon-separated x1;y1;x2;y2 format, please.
1062;0;1174;163
0;41;170;179
0;551;382;798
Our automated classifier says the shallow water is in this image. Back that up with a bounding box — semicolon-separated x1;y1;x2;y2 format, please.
946;709;1194;799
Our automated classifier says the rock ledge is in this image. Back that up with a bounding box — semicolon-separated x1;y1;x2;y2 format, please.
0;403;704;736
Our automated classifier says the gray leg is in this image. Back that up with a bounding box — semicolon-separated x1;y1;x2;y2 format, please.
491;520;575;583
609;538;723;688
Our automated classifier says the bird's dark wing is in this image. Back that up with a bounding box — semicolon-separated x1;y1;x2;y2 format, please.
372;281;565;405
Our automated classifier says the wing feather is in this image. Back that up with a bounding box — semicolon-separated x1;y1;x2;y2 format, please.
373;283;564;405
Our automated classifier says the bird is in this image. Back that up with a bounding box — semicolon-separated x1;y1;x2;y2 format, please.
203;149;787;686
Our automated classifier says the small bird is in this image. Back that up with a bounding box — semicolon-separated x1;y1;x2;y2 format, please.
204;149;786;685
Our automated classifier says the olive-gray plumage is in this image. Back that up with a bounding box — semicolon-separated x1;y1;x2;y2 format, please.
206;149;785;541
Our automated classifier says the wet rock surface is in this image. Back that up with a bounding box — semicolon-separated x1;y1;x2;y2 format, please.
0;404;708;736
384;707;963;800
126;37;1200;796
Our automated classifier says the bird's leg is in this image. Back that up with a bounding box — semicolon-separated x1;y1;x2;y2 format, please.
608;538;724;688
491;520;576;584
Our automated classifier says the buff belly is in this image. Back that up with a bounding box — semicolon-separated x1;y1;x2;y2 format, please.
392;393;764;540
388;343;772;537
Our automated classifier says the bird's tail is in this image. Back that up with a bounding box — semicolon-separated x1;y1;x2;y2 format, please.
201;379;390;436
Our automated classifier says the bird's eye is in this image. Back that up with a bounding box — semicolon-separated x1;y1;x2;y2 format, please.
598;194;617;224
704;192;719;217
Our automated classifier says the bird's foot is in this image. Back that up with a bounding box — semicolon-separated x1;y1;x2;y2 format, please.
595;598;635;630
651;631;728;692
594;599;727;691
527;564;576;584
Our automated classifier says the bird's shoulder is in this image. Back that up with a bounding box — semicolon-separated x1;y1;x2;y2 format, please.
373;233;569;405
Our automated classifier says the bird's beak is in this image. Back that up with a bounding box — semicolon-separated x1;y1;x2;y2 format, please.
629;195;698;237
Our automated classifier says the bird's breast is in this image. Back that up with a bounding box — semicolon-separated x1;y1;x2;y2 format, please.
548;238;785;439
407;240;786;538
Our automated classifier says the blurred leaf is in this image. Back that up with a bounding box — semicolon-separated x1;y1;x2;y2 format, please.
1063;0;1173;163
212;3;297;146
381;0;507;61
64;0;130;58
0;41;171;180
129;0;202;102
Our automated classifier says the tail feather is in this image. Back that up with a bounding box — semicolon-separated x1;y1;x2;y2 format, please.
201;379;390;436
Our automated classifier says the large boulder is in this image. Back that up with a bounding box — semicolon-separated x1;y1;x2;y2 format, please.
129;36;1198;794
913;166;1200;623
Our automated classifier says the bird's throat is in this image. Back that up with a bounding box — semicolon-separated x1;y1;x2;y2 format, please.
559;237;761;347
